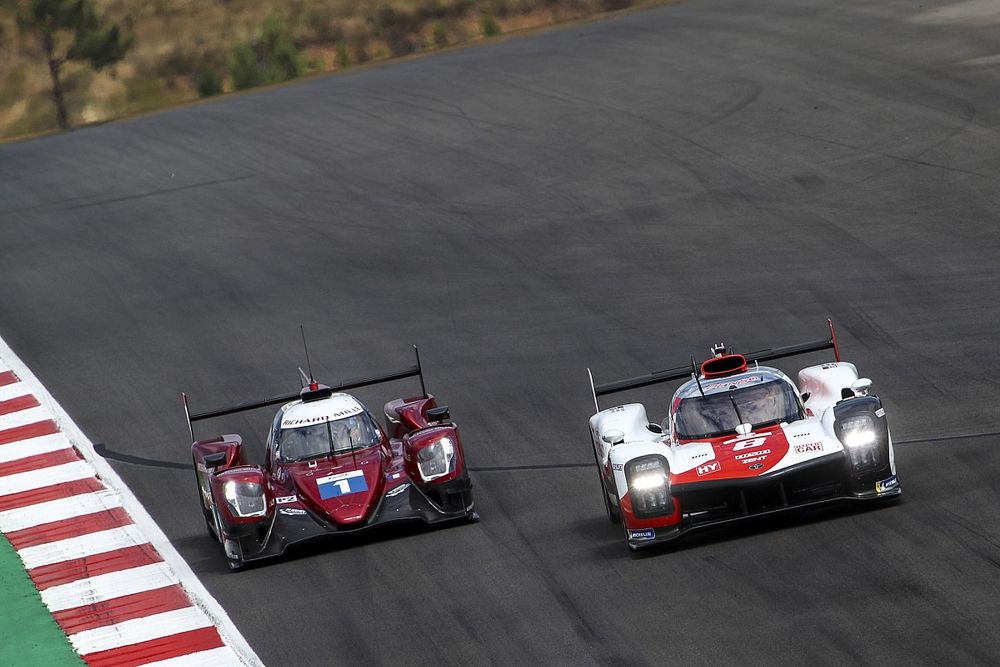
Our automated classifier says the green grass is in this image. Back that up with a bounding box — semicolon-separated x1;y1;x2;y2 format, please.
0;536;83;667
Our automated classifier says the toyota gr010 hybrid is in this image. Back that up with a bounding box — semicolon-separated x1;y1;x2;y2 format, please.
182;348;476;569
586;321;899;550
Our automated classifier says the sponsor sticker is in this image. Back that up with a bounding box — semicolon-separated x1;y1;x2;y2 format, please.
739;455;768;465
875;475;898;493
317;469;369;499
281;405;363;428
629;528;656;541
794;443;824;454
875;408;886;418
279;508;307;516
386;483;410;498
612;463;624;471
749;463;764;470
704;376;762;392
736;449;771;460
276;495;297;504
697;461;721;477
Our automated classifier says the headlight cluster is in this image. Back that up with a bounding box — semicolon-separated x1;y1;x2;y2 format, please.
417;437;456;482
223;480;267;518
626;456;672;518
836;414;881;472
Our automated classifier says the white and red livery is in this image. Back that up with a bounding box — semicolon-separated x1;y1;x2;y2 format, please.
587;321;899;550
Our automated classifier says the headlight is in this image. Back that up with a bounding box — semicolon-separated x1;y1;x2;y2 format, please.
838;415;878;448
223;480;267;517
625;456;672;518
417;437;455;481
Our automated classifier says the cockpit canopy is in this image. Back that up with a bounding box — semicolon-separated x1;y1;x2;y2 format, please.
673;379;801;440
277;412;381;462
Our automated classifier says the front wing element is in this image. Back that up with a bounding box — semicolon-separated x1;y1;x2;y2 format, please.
225;475;474;564
625;453;899;550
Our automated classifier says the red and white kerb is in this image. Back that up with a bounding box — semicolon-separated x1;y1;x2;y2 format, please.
0;356;260;666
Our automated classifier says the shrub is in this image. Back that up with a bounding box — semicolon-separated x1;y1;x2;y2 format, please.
433;20;447;48
336;41;349;67
228;13;304;91
481;14;500;37
194;69;222;97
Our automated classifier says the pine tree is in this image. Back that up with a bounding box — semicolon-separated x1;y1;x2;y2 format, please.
8;0;132;129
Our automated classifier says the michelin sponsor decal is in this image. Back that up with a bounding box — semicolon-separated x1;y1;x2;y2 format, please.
875;475;898;493
628;528;656;541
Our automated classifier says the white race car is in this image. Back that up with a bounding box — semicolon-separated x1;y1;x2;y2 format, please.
587;321;900;550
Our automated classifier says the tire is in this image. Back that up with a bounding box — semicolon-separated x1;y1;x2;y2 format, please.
194;469;219;540
224;538;243;572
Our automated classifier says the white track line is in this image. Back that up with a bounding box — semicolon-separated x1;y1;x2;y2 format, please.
68;606;213;655
144;647;246;667
0;432;73;464
19;524;149;570
0;405;52;431
0;489;122;533
0;335;262;666
0;460;95;497
42;562;180;613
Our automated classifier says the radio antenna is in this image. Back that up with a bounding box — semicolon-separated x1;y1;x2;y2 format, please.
691;356;705;396
300;325;315;384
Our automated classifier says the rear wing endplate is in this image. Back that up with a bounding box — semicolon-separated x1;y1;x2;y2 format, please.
182;346;426;443
587;319;841;411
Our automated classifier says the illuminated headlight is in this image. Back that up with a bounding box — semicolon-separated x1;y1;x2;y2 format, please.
838;415;878;448
223;480;267;517
625;456;672;518
417;437;456;481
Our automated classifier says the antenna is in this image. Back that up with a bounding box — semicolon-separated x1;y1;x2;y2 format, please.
300;325;315;385
413;345;427;398
690;356;705;396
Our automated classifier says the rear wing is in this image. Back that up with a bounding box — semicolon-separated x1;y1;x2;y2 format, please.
587;319;841;412
182;346;427;443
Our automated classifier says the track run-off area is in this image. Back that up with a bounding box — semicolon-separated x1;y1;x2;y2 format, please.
2;0;1000;663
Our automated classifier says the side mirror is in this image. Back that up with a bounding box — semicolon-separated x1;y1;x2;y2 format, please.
800;391;811;403
601;429;625;446
851;378;872;396
646;423;663;434
204;452;227;469
427;406;450;422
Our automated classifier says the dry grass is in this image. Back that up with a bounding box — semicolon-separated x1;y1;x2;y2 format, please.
0;0;665;141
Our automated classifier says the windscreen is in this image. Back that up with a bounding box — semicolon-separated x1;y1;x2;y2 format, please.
674;380;801;440
277;413;380;462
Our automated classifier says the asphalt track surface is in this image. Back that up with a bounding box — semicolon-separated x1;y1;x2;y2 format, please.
3;0;1000;663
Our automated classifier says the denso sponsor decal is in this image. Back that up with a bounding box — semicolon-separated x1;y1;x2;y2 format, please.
697;461;721;477
704;376;761;392
275;494;297;504
794;443;824;454
628;528;656;541
875;475;898;493
735;449;771;460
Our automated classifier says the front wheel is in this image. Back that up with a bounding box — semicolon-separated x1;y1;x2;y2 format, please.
591;443;620;523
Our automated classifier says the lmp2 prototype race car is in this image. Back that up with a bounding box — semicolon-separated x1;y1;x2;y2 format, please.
181;348;476;570
587;321;899;550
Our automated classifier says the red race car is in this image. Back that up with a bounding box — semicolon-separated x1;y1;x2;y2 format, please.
182;348;476;570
